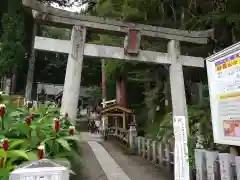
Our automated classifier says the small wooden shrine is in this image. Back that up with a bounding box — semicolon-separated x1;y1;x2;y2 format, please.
100;103;135;132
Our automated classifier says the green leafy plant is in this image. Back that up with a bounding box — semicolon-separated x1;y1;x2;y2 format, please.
0;95;81;178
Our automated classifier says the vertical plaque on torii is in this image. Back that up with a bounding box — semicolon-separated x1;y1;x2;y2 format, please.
71;26;85;60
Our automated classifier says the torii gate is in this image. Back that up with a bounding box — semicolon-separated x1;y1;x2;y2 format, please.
22;0;212;124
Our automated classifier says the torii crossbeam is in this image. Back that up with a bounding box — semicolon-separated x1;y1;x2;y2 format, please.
22;0;213;44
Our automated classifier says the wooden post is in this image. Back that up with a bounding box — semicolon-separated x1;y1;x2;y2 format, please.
123;112;126;130
115;117;118;135
61;26;86;121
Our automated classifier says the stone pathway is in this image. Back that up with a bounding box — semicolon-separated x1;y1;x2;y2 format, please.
79;141;108;180
88;141;131;180
81;132;170;180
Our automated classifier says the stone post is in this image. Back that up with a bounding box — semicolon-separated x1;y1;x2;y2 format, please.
137;137;142;155
205;151;219;180
158;142;163;164
168;40;189;132
25;23;37;101
168;40;189;178
195;149;207;180
60;26;86;121
129;123;137;153
235;156;240;180
152;141;157;163
165;143;171;169
218;153;234;180
142;138;146;158
147;139;152;161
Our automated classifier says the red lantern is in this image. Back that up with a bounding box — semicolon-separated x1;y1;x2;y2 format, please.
2;139;8;151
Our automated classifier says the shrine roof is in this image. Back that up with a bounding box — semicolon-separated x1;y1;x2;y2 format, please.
100;103;133;114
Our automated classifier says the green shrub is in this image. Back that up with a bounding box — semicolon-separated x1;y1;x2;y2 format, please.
0;96;81;179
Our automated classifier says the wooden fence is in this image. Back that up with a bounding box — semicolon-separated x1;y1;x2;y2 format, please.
107;127;240;180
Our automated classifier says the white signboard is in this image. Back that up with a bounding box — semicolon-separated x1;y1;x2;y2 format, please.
173;116;190;180
206;43;240;146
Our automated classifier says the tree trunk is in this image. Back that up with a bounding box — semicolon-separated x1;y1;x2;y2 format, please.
11;68;17;94
144;80;152;121
101;59;107;100
0;77;4;91
25;23;37;101
116;76;127;107
4;77;11;95
164;66;172;112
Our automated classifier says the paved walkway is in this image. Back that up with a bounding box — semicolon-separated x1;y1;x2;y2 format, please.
80;132;170;180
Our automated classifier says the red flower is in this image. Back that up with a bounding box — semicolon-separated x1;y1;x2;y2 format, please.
2;139;8;151
69;126;75;136
54;118;60;132
25;117;31;126
37;145;44;160
0;104;6;118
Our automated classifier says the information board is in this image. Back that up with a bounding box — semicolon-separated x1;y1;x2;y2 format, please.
173;116;190;180
206;44;240;146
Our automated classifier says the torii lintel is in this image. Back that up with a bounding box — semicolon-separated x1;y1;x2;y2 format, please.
22;0;213;44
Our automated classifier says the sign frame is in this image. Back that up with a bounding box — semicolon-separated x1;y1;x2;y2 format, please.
206;42;240;146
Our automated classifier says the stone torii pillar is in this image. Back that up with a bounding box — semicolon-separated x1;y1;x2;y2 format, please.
168;40;189;131
60;26;86;120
